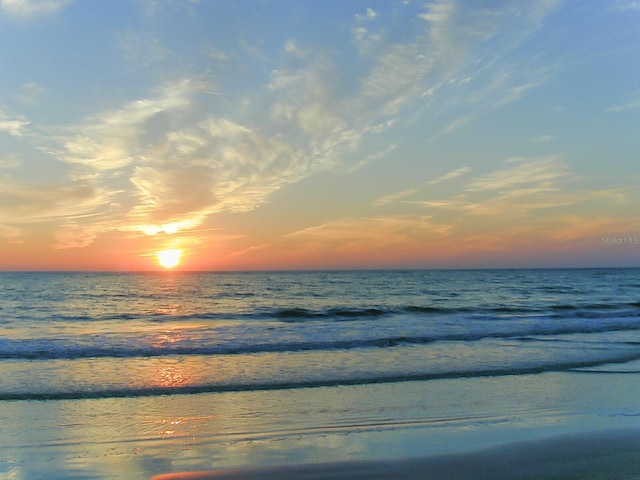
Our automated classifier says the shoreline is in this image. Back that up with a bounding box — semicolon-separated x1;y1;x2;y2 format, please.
4;369;640;479
151;427;640;479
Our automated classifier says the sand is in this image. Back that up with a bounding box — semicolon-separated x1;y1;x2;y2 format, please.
151;428;640;480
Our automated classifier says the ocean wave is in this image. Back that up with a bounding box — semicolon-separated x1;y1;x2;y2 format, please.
3;316;640;360
19;299;639;325
144;302;640;323
4;352;640;402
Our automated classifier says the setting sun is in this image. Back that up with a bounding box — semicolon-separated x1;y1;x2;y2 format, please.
156;249;182;269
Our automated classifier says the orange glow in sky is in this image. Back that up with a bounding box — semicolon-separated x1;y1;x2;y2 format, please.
0;2;639;270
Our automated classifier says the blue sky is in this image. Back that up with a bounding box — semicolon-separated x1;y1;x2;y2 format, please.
1;0;639;270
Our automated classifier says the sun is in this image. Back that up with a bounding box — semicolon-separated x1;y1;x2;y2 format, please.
156;249;182;269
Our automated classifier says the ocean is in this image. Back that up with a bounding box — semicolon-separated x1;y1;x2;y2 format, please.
2;269;640;479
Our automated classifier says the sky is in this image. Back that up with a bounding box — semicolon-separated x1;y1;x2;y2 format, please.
0;0;639;271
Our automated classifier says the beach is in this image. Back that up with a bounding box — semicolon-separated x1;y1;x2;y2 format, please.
150;428;640;479
1;269;640;479
4;366;640;479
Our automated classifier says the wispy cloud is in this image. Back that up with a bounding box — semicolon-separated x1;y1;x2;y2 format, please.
497;79;547;106
285;215;448;256
0;175;112;227
0;110;30;137
356;7;377;22
0;1;580;259
437;115;473;137
285;153;635;266
413;156;628;223
373;166;471;207
427;166;471;185
284;39;308;59
373;188;420;207
51;79;196;171
0;0;73;17
0;153;21;169
607;101;640;112
16;82;45;104
611;1;640;11
467;156;567;192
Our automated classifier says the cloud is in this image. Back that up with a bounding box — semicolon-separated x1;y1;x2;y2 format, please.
284;152;635;266
438;115;473;137
126;116;308;231
16;82;45;104
4;1;572;255
358;0;560;125
103;2;566;246
374;167;471;207
29;59;376;246
0;110;30;137
284;39;307;58
373;188;420;207
52;79;196;171
612;1;640;11
0;175;112;225
285;215;448;254
497;79;547;106
411;156;631;224
0;153;21;169
466;156;567;192
0;171;124;249
427;166;471;185
361;42;434;116
356;7;377;22
0;224;24;243
348;141;398;173
0;0;72;17
117;30;172;68
606;91;640;112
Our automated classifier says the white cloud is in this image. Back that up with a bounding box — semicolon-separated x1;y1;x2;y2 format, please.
411;155;630;223
124;115;310;233
53;79;196;171
0;0;72;17
0;110;30;137
356;7;377;22
427;166;471;185
497;79;547;106
284;39;307;58
358;0;560;125
607;101;640;112
467;156;567;192
373;166;470;207
373;188;419;207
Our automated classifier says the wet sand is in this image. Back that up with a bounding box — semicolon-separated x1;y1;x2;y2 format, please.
152;428;640;480
5;369;640;479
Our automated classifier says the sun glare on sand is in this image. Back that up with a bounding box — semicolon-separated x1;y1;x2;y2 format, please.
156;249;182;269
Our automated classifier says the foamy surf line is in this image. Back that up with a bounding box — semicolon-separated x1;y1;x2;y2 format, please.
151;428;640;480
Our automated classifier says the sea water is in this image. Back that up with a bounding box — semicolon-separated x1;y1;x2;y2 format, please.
1;269;640;478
